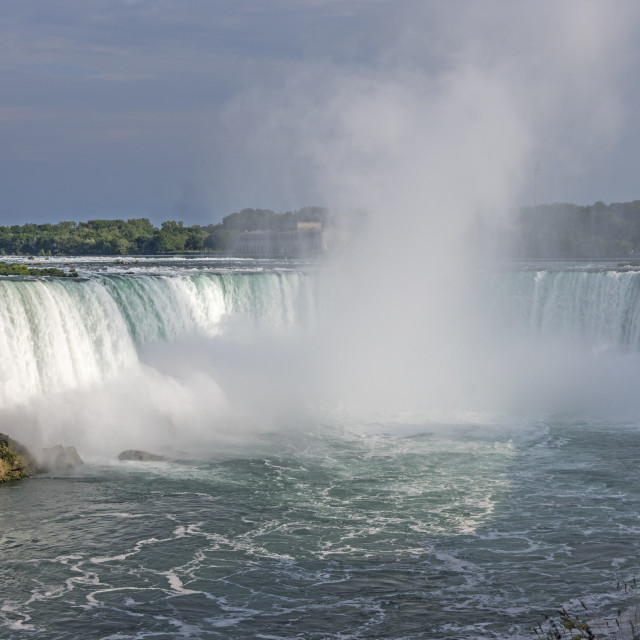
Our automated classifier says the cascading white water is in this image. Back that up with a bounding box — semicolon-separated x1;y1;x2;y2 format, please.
480;268;640;351
0;272;313;409
100;273;314;344
3;265;640;438
0;278;136;407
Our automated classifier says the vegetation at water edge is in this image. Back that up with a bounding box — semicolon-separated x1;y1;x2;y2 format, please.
0;261;77;277
533;580;639;639
0;433;37;482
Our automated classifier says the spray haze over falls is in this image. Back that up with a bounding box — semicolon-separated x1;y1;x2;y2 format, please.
202;0;640;434
3;261;640;457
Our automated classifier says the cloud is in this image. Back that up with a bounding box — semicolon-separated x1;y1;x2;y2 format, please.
0;1;640;224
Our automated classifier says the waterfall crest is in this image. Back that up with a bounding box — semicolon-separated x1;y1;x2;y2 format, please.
482;269;640;351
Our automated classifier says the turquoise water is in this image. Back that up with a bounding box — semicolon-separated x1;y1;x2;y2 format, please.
1;258;640;639
2;420;640;639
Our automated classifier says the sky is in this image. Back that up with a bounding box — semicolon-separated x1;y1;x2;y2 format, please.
1;0;640;226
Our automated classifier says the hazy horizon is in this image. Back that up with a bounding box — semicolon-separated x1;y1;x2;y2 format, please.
2;1;640;227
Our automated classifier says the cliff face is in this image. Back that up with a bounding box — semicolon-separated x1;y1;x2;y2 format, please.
0;433;37;482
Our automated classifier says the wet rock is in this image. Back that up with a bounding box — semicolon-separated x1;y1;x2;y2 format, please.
0;433;37;482
39;445;84;472
118;449;166;462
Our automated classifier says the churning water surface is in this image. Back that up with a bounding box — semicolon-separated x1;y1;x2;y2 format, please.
2;419;640;639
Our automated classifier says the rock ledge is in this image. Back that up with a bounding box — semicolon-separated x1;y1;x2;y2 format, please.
0;435;84;482
40;445;84;472
118;449;167;462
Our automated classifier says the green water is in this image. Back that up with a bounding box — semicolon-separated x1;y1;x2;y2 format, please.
2;420;639;639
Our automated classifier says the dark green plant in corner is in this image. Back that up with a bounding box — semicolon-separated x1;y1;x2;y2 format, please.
533;581;639;640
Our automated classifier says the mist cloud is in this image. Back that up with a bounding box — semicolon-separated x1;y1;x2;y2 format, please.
213;0;640;418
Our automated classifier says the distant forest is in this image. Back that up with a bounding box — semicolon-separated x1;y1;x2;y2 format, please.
0;206;331;256
513;200;640;259
2;200;640;258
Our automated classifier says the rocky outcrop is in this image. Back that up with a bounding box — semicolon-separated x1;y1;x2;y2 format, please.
0;435;84;482
39;445;83;472
118;449;167;462
0;433;37;482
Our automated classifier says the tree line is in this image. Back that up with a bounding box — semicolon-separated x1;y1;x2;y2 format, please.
0;207;331;256
4;200;640;259
513;200;640;259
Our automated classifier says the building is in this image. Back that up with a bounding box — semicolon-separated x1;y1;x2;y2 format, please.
231;222;327;258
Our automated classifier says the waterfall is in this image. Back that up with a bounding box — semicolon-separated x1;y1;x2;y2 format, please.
0;272;313;408
482;268;640;351
3;266;640;414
